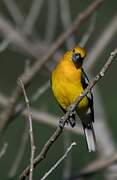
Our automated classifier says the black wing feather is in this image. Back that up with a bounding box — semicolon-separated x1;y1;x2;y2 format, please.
81;68;94;122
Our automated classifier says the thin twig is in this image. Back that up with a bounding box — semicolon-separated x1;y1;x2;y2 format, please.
0;142;8;159
19;79;35;180
0;38;10;52
40;142;76;180
19;47;117;180
0;0;104;137
31;81;50;102
63;132;72;179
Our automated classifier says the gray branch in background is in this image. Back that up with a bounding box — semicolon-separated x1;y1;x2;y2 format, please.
94;89;117;180
60;0;76;49
69;152;117;179
0;38;10;52
0;93;83;136
85;15;117;70
0;142;8;159
79;12;97;47
23;0;45;35
0;16;37;57
45;0;58;43
3;0;24;26
85;15;117;180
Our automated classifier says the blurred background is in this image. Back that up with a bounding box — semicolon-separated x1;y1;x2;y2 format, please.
0;0;117;179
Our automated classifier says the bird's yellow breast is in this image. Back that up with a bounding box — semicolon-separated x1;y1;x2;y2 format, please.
51;58;88;111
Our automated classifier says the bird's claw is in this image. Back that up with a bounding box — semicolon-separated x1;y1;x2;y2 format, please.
69;110;76;127
59;117;64;129
69;110;76;116
59;110;76;128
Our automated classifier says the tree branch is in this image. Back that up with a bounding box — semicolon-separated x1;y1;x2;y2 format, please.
19;79;36;180
40;142;76;180
69;153;117;179
0;142;8;159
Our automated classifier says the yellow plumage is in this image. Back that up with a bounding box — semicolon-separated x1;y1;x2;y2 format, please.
51;47;88;111
51;46;96;152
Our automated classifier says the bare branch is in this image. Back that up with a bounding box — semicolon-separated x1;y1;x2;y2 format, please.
19;47;116;180
85;14;117;70
19;79;35;180
93;89;117;180
31;81;50;102
0;15;62;60
40;142;76;180
0;142;8;159
0;38;10;52
62;132;72;179
45;0;58;43
60;0;75;48
0;16;37;57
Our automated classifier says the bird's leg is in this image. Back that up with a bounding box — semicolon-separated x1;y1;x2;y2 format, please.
59;116;70;129
59;105;76;128
59;116;64;129
69;110;76;127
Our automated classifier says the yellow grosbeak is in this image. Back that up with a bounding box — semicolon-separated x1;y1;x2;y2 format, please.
51;46;96;152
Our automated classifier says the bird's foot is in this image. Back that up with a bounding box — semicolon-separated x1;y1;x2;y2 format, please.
59;109;76;128
59;117;65;129
69;110;76;127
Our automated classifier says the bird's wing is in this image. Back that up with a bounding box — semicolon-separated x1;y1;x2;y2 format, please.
81;68;94;122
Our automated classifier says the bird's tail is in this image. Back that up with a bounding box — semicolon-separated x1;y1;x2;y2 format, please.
83;123;96;152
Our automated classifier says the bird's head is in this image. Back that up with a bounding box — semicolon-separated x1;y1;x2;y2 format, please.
72;47;86;63
64;46;86;68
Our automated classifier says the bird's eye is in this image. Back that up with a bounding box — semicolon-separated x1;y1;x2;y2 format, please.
72;53;81;62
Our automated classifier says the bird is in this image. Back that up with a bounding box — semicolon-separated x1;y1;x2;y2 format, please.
51;46;96;152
